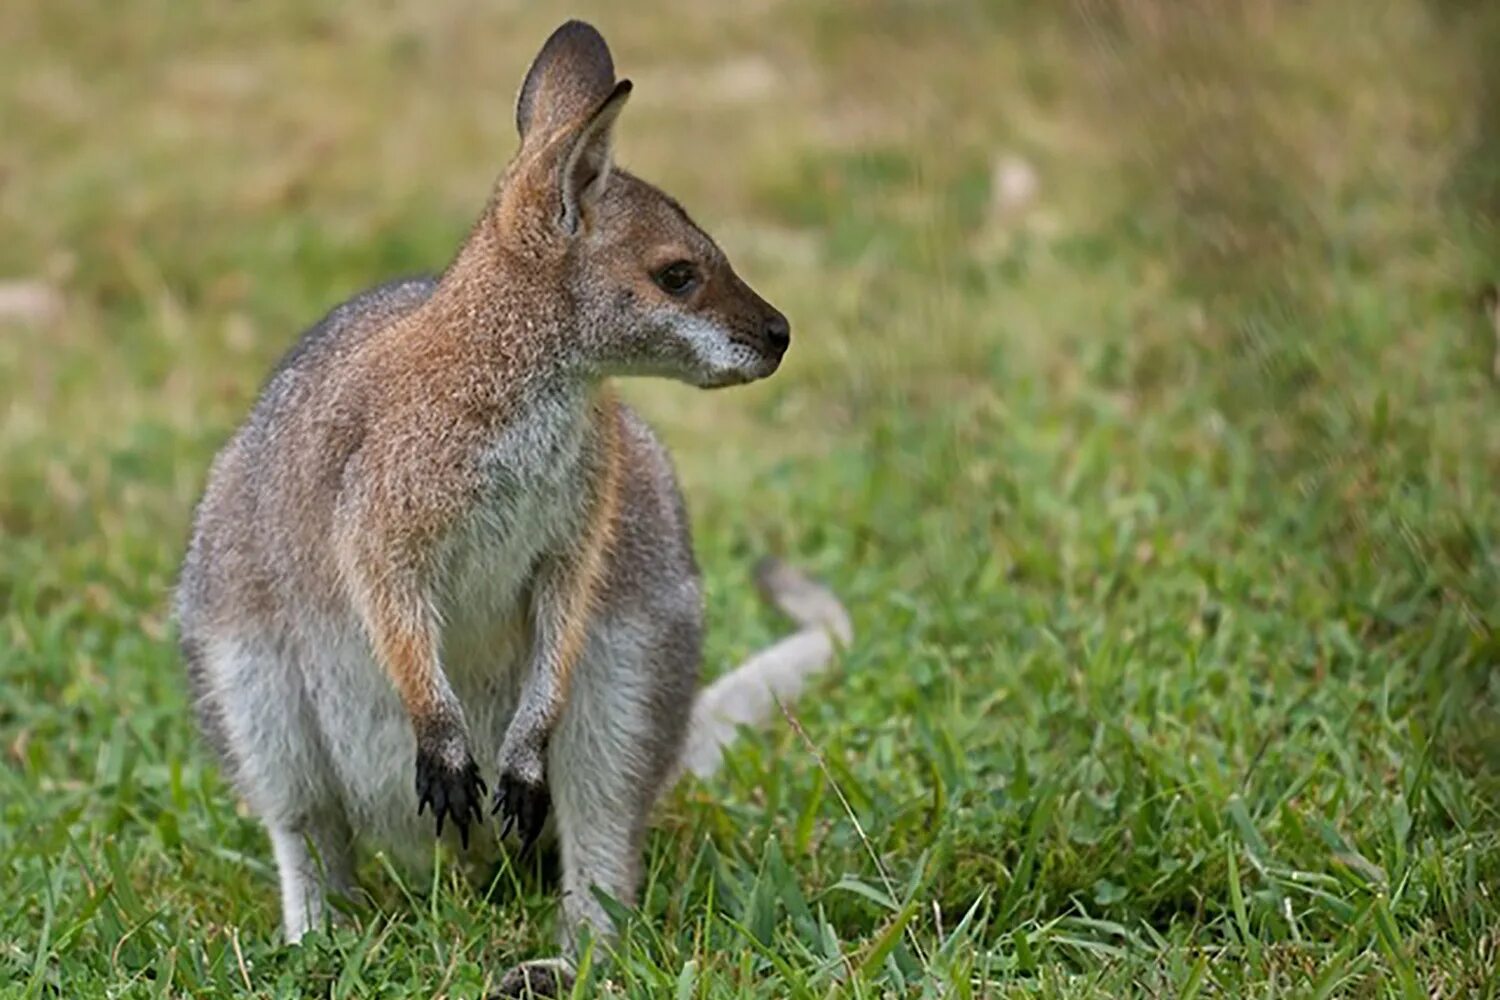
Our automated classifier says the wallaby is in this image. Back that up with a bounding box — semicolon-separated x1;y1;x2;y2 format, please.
174;19;849;998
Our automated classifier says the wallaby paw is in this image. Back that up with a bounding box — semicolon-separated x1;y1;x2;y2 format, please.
492;958;574;998
492;734;549;849
415;743;487;849
491;770;550;851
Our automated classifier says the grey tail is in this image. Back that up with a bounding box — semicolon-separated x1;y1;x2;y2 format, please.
674;559;852;782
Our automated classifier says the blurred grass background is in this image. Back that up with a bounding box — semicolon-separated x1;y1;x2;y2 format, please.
5;0;1500;995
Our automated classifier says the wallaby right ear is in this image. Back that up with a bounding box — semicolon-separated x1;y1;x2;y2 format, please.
516;21;618;144
554;80;631;234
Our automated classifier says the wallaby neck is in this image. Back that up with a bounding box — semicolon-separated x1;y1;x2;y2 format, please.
369;226;615;452
409;225;600;414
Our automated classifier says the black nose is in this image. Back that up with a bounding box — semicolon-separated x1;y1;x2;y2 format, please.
763;312;790;353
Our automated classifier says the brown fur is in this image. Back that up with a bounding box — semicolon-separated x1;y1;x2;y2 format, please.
176;19;809;980
312;56;779;740
552;390;624;705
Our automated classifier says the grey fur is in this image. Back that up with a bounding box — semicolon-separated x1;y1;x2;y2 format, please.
176;275;848;949
179;274;437;779
175;20;847;985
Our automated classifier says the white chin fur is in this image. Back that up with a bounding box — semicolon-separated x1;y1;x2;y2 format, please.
661;312;772;387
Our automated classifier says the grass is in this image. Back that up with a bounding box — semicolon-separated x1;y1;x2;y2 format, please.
5;0;1500;995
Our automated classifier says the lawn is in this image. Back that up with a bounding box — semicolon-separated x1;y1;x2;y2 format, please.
5;0;1500;996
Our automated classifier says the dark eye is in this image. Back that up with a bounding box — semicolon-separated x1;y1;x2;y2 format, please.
653;261;699;296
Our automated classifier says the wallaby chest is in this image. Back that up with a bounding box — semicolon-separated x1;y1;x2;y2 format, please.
437;393;598;661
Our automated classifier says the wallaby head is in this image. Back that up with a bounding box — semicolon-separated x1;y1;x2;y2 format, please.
487;20;790;389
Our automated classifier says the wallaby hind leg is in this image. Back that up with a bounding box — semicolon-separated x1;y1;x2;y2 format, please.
494;613;698;997
195;634;356;942
269;810;357;942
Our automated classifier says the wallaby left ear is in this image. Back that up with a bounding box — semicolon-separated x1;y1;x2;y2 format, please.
557;79;632;235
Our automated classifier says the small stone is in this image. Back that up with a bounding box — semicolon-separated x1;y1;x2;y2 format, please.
0;280;63;326
990;153;1039;218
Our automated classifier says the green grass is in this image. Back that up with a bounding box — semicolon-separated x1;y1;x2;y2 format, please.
6;0;1500;995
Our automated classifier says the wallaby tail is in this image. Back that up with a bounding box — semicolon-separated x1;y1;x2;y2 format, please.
675;558;852;782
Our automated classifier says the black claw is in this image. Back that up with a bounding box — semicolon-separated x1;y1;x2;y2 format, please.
491;772;550;851
415;747;487;849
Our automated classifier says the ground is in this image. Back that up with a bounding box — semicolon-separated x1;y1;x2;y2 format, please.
4;0;1500;996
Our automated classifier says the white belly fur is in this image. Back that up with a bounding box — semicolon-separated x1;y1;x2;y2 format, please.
299;404;592;867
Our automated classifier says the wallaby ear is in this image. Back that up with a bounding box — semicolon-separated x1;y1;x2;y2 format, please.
516;21;618;143
511;22;630;235
556;80;631;234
